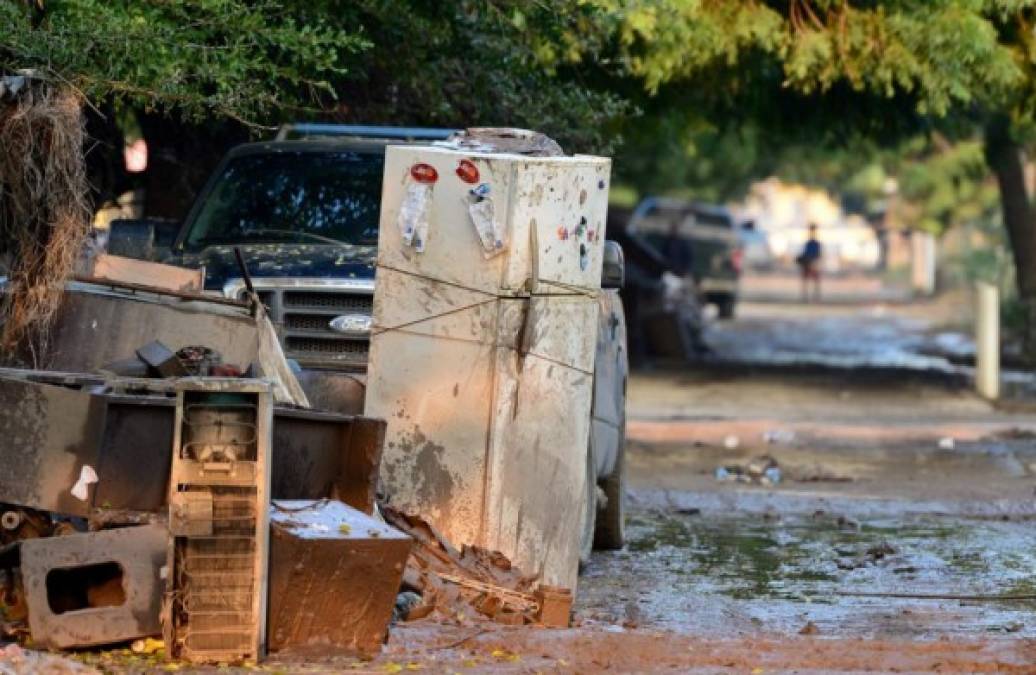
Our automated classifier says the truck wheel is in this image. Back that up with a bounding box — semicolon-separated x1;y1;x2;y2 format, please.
578;441;597;568
717;295;736;319
594;422;626;550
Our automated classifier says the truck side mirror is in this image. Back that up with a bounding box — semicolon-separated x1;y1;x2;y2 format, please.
601;240;625;289
106;218;179;261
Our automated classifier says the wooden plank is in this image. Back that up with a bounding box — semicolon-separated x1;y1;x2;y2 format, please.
88;254;204;293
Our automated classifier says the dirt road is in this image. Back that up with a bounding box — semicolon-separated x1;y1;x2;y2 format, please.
359;299;1036;673
51;298;1036;673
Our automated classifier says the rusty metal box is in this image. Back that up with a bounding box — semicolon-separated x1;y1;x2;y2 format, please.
267;500;410;657
20;524;166;649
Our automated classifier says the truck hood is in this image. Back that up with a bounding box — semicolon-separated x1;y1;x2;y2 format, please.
172;243;377;292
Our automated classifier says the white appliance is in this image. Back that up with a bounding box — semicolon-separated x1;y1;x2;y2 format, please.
365;144;611;588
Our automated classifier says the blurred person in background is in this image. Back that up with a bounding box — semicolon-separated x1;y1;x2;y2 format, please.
796;224;822;302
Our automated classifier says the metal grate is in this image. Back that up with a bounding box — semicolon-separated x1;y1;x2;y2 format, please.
283;291;373;311
285;336;369;357
166;384;271;665
235;285;373;370
283;314;337;331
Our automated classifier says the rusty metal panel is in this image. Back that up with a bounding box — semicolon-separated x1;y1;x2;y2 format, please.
20;524;166;649
334;416;386;514
0;372;385;516
267;500;409;657
94;398;174;511
44;281;259;373
0;377;107;517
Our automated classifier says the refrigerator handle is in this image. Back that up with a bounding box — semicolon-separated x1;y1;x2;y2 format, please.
517;299;536;363
528;218;539;294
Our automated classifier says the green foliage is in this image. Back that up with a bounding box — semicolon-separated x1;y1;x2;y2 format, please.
0;0;365;123
316;1;632;152
597;0;1025;116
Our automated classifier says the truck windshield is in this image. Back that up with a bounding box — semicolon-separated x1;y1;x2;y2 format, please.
184;151;384;249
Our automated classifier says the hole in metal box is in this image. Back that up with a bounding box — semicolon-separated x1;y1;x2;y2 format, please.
46;562;126;614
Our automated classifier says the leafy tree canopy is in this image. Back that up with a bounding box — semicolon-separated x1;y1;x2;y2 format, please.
0;0;364;124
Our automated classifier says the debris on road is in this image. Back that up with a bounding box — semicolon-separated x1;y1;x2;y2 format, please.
762;428;796;445
835;541;898;571
382;506;571;628
715;455;781;485
786;464;854;483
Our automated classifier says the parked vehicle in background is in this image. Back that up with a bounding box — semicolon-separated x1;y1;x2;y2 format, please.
608;206;707;366
104;124;630;555
628;197;742;318
738;220;775;271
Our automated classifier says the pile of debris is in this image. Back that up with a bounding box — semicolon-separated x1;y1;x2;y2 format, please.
0;260;393;662
0;256;565;667
383;507;571;628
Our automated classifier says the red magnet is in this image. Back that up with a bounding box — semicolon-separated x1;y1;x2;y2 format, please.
456;159;480;184
410;163;439;184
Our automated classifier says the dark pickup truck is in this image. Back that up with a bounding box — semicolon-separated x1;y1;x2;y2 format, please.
107;124;631;553
629;197;742;318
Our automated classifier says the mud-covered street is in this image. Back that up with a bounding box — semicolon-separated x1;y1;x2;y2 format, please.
366;295;1036;673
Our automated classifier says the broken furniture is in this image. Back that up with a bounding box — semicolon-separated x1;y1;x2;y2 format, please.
164;379;272;663
19;524;165;649
267;500;410;657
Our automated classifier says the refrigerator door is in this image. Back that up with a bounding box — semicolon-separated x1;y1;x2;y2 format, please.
483;294;599;589
501;157;611;295
378;146;516;295
365;266;500;545
378;146;611;297
366;285;600;588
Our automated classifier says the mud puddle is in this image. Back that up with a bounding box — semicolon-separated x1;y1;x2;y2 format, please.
578;508;1036;639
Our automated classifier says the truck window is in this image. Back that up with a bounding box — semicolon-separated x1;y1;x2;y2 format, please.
184;151;384;249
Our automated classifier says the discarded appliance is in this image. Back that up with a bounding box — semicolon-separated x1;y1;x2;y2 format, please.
33;279;307;406
366;143;610;589
164;379;272;663
0;368;384;518
267;500;410;657
19;524;165;649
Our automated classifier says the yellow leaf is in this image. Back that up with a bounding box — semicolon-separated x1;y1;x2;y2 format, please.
406;663;422;671
491;649;520;662
383;663;404;674
131;636;165;655
338;523;351;534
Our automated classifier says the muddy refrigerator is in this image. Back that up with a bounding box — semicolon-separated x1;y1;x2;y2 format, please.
365;144;611;589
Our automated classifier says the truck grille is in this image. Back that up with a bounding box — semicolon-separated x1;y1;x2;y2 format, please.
283;291;372;311
228;280;373;371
